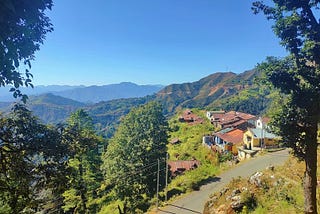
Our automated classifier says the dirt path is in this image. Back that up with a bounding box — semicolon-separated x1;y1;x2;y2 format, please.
156;149;290;214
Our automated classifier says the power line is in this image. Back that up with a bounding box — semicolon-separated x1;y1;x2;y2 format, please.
156;159;160;210
108;158;167;185
123;167;167;187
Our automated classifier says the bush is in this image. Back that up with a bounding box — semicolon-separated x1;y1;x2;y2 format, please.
240;190;257;211
218;151;233;162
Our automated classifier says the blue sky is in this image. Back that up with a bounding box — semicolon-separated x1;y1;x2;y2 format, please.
31;0;287;86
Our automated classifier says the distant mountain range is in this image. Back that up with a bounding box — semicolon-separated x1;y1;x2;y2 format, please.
0;70;272;137
52;82;163;103
0;82;164;103
0;85;84;101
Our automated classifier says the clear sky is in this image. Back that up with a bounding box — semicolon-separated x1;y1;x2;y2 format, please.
31;0;287;86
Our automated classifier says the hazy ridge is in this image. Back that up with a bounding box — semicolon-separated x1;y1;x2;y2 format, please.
0;70;270;136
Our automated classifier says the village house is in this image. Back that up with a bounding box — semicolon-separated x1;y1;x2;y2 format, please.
203;111;281;160
255;117;271;129
167;160;200;177
212;128;244;155
206;110;226;120
179;109;203;124
243;128;279;150
207;110;256;131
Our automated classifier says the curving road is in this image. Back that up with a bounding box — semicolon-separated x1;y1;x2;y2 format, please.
156;149;290;214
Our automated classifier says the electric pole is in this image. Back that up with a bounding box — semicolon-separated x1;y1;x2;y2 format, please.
165;153;169;202
156;158;160;210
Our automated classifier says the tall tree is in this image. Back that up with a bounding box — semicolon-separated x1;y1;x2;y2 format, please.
0;0;53;101
0;104;67;213
253;1;320;213
62;109;104;214
102;101;168;213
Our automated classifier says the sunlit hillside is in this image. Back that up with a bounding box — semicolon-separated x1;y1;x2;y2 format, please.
203;149;320;213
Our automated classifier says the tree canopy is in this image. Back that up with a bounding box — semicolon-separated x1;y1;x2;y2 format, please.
253;1;320;213
0;0;53;101
62;109;104;213
102;101;168;213
0;104;67;213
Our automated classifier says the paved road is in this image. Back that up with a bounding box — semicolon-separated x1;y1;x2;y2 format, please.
157;149;290;214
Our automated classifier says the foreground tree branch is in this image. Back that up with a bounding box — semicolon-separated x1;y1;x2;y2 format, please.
253;1;320;213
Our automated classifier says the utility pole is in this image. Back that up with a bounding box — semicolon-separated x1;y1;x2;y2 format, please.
260;118;264;150
156;158;160;210
165;153;169;202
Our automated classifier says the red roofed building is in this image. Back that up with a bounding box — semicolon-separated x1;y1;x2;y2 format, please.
213;128;244;155
179;109;204;125
167;160;200;177
208;110;256;130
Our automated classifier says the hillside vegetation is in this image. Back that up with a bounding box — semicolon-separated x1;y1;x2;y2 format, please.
162;109;224;202
0;70;274;136
27;93;86;124
85;95;155;137
157;70;269;116
203;150;320;213
167;109;214;162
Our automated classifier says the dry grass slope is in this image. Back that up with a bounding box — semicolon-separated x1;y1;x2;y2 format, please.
203;149;320;214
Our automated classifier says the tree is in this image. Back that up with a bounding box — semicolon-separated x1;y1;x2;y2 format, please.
62;109;104;214
252;1;320;213
0;104;67;213
101;101;168;213
0;0;53;102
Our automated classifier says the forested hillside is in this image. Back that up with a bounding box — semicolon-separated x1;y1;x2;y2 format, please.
27;93;86;124
0;70;274;137
86;95;155;137
156;69;269;115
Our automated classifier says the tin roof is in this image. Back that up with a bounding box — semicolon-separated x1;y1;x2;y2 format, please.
167;160;200;173
249;128;277;139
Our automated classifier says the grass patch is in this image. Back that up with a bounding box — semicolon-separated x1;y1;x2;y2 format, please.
167;109;214;163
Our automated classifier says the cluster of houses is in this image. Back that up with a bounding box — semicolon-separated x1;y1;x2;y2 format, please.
203;110;279;160
168;109;280;177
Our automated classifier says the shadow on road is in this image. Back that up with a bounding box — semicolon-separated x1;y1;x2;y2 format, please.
198;176;221;187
